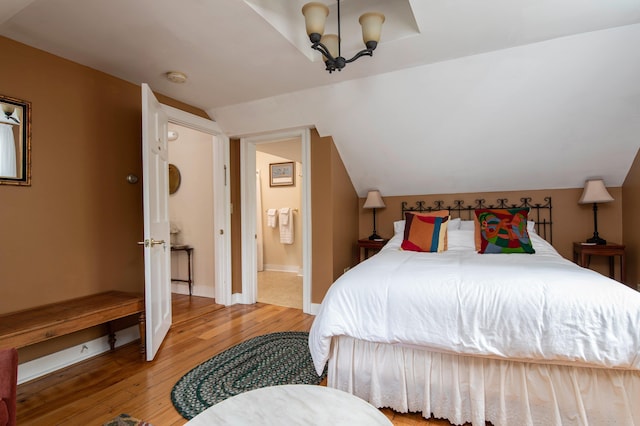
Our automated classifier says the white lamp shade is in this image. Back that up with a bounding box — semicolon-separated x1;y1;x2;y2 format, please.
302;2;329;36
579;179;614;204
359;12;385;44
363;190;385;209
320;34;339;59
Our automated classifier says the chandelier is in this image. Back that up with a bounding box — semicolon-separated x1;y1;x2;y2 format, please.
302;1;385;73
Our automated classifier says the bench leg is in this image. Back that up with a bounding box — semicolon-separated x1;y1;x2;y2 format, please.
138;311;146;361
107;322;116;350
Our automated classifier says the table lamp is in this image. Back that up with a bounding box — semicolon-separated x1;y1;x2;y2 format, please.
363;190;385;240
578;178;613;245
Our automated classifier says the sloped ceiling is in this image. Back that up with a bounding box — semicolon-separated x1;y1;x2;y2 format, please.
1;0;639;196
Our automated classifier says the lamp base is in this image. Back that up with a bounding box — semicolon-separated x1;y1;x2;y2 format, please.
586;236;607;245
368;233;382;241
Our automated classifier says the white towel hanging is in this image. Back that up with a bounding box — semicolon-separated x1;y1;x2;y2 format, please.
267;208;278;228
279;208;294;244
280;207;290;225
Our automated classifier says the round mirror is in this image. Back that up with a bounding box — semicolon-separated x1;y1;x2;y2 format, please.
168;163;181;194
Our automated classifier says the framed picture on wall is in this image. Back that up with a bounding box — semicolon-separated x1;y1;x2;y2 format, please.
270;161;295;187
0;94;31;186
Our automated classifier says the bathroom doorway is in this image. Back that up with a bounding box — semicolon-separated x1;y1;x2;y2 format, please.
240;128;312;313
256;140;303;309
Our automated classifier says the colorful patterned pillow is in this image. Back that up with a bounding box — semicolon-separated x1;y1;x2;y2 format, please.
474;208;535;254
411;210;451;250
401;212;449;252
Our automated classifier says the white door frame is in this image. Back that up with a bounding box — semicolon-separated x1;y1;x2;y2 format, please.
161;104;232;306
240;128;312;314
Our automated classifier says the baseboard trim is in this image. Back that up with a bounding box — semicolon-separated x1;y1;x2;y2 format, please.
263;264;302;274
17;325;140;385
231;292;246;305
308;303;321;315
171;283;215;298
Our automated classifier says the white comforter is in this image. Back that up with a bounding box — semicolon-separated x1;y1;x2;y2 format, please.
309;230;640;375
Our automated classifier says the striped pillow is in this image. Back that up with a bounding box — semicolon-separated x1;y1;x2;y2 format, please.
401;212;449;252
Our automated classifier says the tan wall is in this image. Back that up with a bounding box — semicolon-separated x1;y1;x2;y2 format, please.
0;36;209;361
311;130;359;303
168;124;215;295
257;150;302;271
623;148;640;288
359;188;624;281
331;143;359;281
311;132;333;303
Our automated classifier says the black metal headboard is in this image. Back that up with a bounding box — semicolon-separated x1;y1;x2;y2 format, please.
401;197;553;243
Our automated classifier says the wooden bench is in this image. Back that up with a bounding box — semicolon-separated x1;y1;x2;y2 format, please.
0;291;146;359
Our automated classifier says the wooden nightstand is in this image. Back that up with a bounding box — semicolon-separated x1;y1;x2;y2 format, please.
356;238;388;263
573;242;626;283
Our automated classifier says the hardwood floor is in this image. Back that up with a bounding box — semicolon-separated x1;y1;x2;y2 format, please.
16;295;458;425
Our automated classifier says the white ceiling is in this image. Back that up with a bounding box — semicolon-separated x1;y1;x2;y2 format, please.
2;0;640;197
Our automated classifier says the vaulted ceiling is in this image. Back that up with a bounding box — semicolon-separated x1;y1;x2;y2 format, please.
2;0;639;196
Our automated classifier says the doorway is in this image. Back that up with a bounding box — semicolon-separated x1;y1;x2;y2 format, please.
167;123;216;299
256;140;303;309
162;103;231;307
240;128;312;314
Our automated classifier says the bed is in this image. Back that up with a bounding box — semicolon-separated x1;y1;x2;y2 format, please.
309;197;640;426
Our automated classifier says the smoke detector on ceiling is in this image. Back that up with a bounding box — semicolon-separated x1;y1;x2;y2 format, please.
166;71;187;83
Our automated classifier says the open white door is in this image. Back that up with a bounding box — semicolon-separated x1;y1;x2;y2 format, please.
141;83;172;361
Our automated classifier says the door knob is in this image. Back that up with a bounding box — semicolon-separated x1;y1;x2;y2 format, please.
137;239;166;247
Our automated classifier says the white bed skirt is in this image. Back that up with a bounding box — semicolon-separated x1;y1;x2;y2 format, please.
327;336;640;426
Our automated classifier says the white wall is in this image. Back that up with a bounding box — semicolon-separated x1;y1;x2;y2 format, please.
168;123;215;297
211;24;640;198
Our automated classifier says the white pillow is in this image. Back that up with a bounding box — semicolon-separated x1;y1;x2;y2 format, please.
448;217;461;230
447;229;476;251
395;216;460;235
459;220;474;231
394;220;405;235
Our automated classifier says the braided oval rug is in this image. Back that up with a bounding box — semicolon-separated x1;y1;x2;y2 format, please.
171;331;326;420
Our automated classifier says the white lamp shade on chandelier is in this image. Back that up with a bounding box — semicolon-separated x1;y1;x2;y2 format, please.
359;12;385;45
302;2;330;36
320;34;339;60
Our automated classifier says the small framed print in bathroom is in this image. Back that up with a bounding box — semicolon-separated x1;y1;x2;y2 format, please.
270;161;295;187
0;94;31;186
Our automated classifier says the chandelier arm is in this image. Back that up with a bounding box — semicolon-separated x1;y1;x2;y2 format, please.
343;49;374;64
311;42;338;63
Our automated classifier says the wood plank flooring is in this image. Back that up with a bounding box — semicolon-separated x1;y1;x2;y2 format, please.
16;295;457;425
